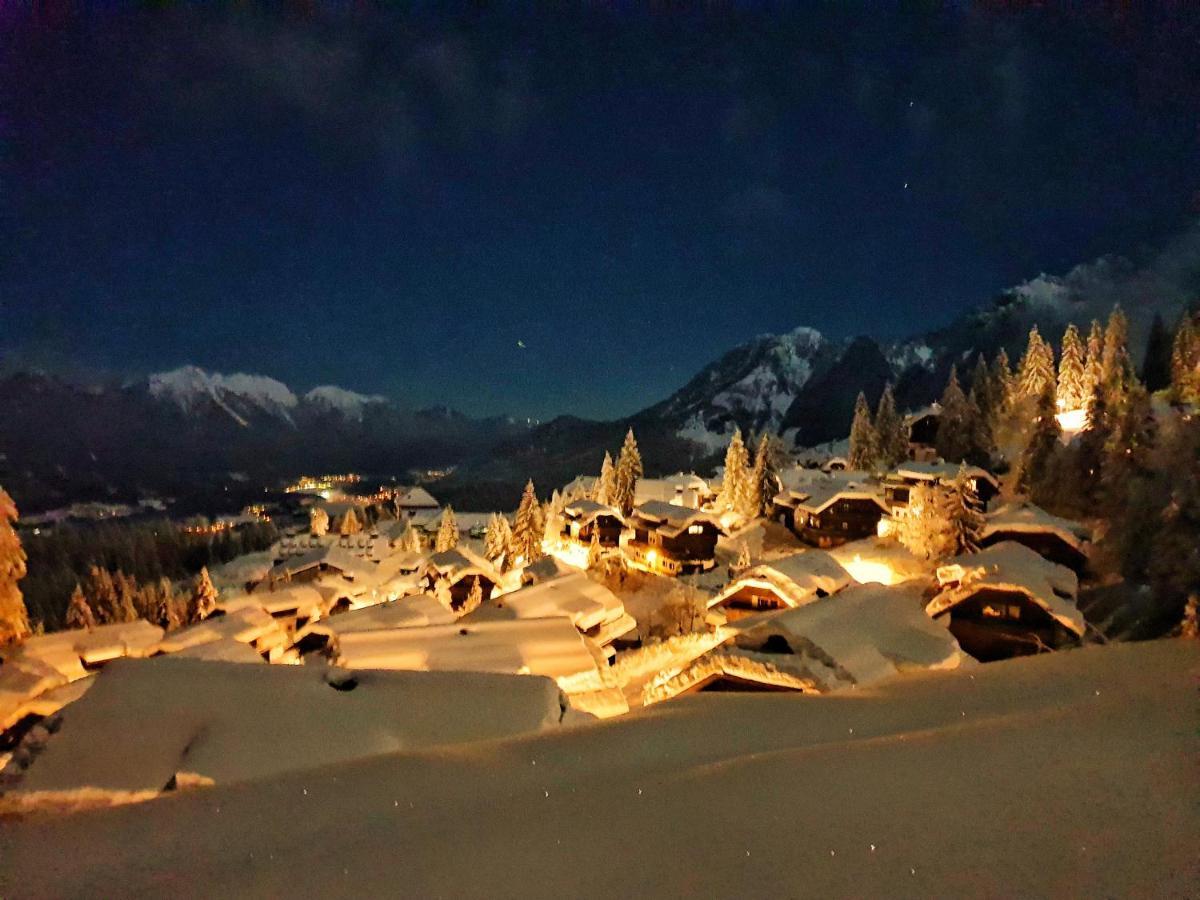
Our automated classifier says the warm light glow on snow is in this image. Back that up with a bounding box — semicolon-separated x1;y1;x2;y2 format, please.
1056;407;1087;436
646;549;658;566
876;517;893;538
842;553;900;585
544;538;589;569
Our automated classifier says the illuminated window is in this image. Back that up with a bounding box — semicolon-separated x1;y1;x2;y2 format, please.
688;524;704;534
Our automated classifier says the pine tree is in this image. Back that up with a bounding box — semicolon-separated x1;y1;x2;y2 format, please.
1019;385;1061;497
339;507;362;537
435;506;459;553
1141;313;1173;393
1101;305;1132;407
896;483;956;561
433;577;453;611
935;366;972;464
188;566;218;624
309;506;329;537
1057;323;1087;410
991;348;1015;412
594;451;616;506
155;577;181;631
461;577;484;615
874;384;908;469
1101;381;1156;510
85;565;120;624
948;465;986;554
65;583;96;631
511;480;543;566
1017;325;1056;403
1180;595;1199;640
0;487;30;645
1170;314;1199;404
718;428;751;513
1076;382;1112;505
586;531;603;570
612;429;643;515
484;513;509;562
1083;319;1104;407
847;392;878;471
749;433;781;517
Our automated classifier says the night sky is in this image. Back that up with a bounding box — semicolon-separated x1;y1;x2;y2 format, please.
1;3;1197;419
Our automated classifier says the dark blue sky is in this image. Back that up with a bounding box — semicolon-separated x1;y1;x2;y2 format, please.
1;2;1197;419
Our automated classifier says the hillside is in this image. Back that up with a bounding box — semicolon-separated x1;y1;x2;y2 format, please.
2;639;1194;897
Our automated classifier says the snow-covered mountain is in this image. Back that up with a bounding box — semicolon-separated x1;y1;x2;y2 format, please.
148;366;300;427
303;385;389;421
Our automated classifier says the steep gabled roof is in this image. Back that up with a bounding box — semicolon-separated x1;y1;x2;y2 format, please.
267;545;373;583
423;547;500;585
981;503;1091;553
486;572;626;633
929;541;1084;636
631;501;724;537
794;482;888;516
397;486;439;508
562;499;623;526
710;551;853;610
894;461;1000;490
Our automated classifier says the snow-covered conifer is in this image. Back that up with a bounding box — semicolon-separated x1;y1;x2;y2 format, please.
749;433;781;516
461;576;484;616
1019;385;1061;497
1171;314;1199;404
718;428;751;513
1017;325;1056;403
587;531;602;570
0;487;29;645
847;393;878;471
935;366;972;464
188;567;218;623
435;506;459;553
309;506;329;537
874;384;908;469
612;429;643;514
948;464;985;554
511;480;543;566
339;507;362;537
595;452;616;506
1083;319;1104;406
734;542;752;572
1057;323;1086;410
896;483;955;561
991;348;1015;412
65;583;96;631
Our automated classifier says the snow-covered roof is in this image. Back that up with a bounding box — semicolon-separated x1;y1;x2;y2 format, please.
266;544;373;583
710;551;853;610
333;616;604;684
302;593;457;637
3;621;164;683
397;486;439;508
903;403;941;423
155;606;290;658
981;502;1091;553
894;461;1000;490
9;658;568;797
423;547;500;585
733;583;971;688
230;583;327;617
562;499;623;526
631;501;724;536
485;572;628;634
521;555;581;585
929;541;1084;636
794;482;888;516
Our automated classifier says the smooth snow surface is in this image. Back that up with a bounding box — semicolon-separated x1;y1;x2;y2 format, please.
7;657;567;800
2;640;1194;897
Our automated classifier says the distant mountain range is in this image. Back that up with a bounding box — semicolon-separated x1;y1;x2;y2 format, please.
2;225;1197;512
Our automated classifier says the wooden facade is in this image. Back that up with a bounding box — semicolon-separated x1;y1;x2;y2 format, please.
979;530;1088;575
791;497;885;548
623;514;721;576
935;588;1080;662
562;511;624;548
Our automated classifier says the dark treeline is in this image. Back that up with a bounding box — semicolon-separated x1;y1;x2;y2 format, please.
21;519;278;631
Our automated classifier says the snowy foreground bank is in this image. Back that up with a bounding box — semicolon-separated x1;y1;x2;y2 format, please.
2;639;1196;898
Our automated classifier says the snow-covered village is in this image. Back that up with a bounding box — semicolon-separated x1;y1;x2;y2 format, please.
1;3;1198;898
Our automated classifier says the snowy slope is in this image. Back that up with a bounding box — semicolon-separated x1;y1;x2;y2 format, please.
148;366;299;427
2;640;1194;897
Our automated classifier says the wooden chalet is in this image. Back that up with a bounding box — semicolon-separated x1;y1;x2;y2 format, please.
620;501;724;576
420;547;500;611
883;461;1001;510
980;503;1091;575
929;541;1085;662
904;405;941;461
561;499;625;550
709;551;852;621
777;481;889;548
